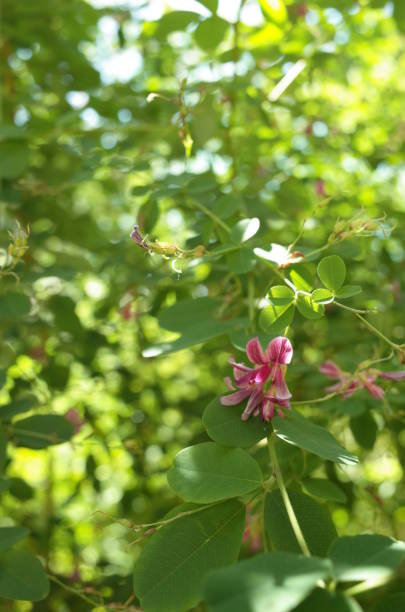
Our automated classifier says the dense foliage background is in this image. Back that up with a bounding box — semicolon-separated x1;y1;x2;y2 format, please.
2;0;405;609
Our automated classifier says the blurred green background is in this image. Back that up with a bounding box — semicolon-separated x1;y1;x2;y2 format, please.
2;0;405;609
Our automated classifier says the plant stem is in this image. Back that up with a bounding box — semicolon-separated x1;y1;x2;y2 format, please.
292;392;337;406
355;313;401;351
267;433;311;557
188;199;230;233
334;301;373;314
49;575;98;606
344;574;392;597
248;274;255;329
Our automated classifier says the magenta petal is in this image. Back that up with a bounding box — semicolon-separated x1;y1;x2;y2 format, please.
272;364;292;400
378;370;405;381
267;336;293;365
246;337;268;365
319;360;343;379
261;398;275;421
221;388;251;406
254;364;271;385
363;379;385;399
224;376;235;390
241;388;263;420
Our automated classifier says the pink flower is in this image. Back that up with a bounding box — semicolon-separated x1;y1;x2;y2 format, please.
319;360;405;400
130;224;149;249
221;336;293;421
65;408;84;434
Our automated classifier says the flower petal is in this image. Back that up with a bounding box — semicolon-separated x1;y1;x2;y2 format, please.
319;360;343;380
253;364;271;385
363;379;385;399
241;388;263;421
246;337;268;365
220;388;251;406
261;398;275;422
224;376;235;390
267;336;293;365
271;364;292;400
378;370;405;381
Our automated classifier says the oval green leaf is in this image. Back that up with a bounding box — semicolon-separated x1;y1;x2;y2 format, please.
296;295;325;319
336;285;362;299
202;398;269;448
0;526;29;552
264;489;338;557
312;288;334;305
317;255;346;291
133;499;245;612
230;217;260;244
329;534;405;582
272;411;358;465
205;552;331;612
167;442;263;503
0;550;49;601
12;415;75;449
259;303;294;334
267;285;295;307
302;478;347;504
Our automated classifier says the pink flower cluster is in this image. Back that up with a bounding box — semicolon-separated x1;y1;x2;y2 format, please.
320;360;405;400
221;336;293;421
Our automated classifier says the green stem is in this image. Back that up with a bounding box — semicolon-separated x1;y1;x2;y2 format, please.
344;574;392;597
248;274;255;330
49;575;98;607
355;313;402;351
334;301;374;315
188;199;230;233
292;392;337;406
267;433;311;557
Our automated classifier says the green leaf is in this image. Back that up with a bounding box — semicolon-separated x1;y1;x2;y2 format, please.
156;11;199;37
259;303;294;334
205;552;331;612
296;295;325;319
373;593;405;612
317;255;346;291
12;415;74;449
289;265;314;292
273;412;358;465
350;411;378;450
133;499;245;612
194;16;229;51
196;0;218;13
336;285;362;299
202;397;268;448
0;293;31;320
303;478;347;504
264;489;337;557
0;550;49;601
259;0;287;23
230;217;260;244
0;526;29;552
0;478;10;494
167;442;262;503
158;297;220;331
329;534;405;582
0;396;37;421
295;588;363;612
312;288;334;305
227;249;256;274
152;297;247;355
214;194;244;219
0;142;29;179
267;285;295;307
